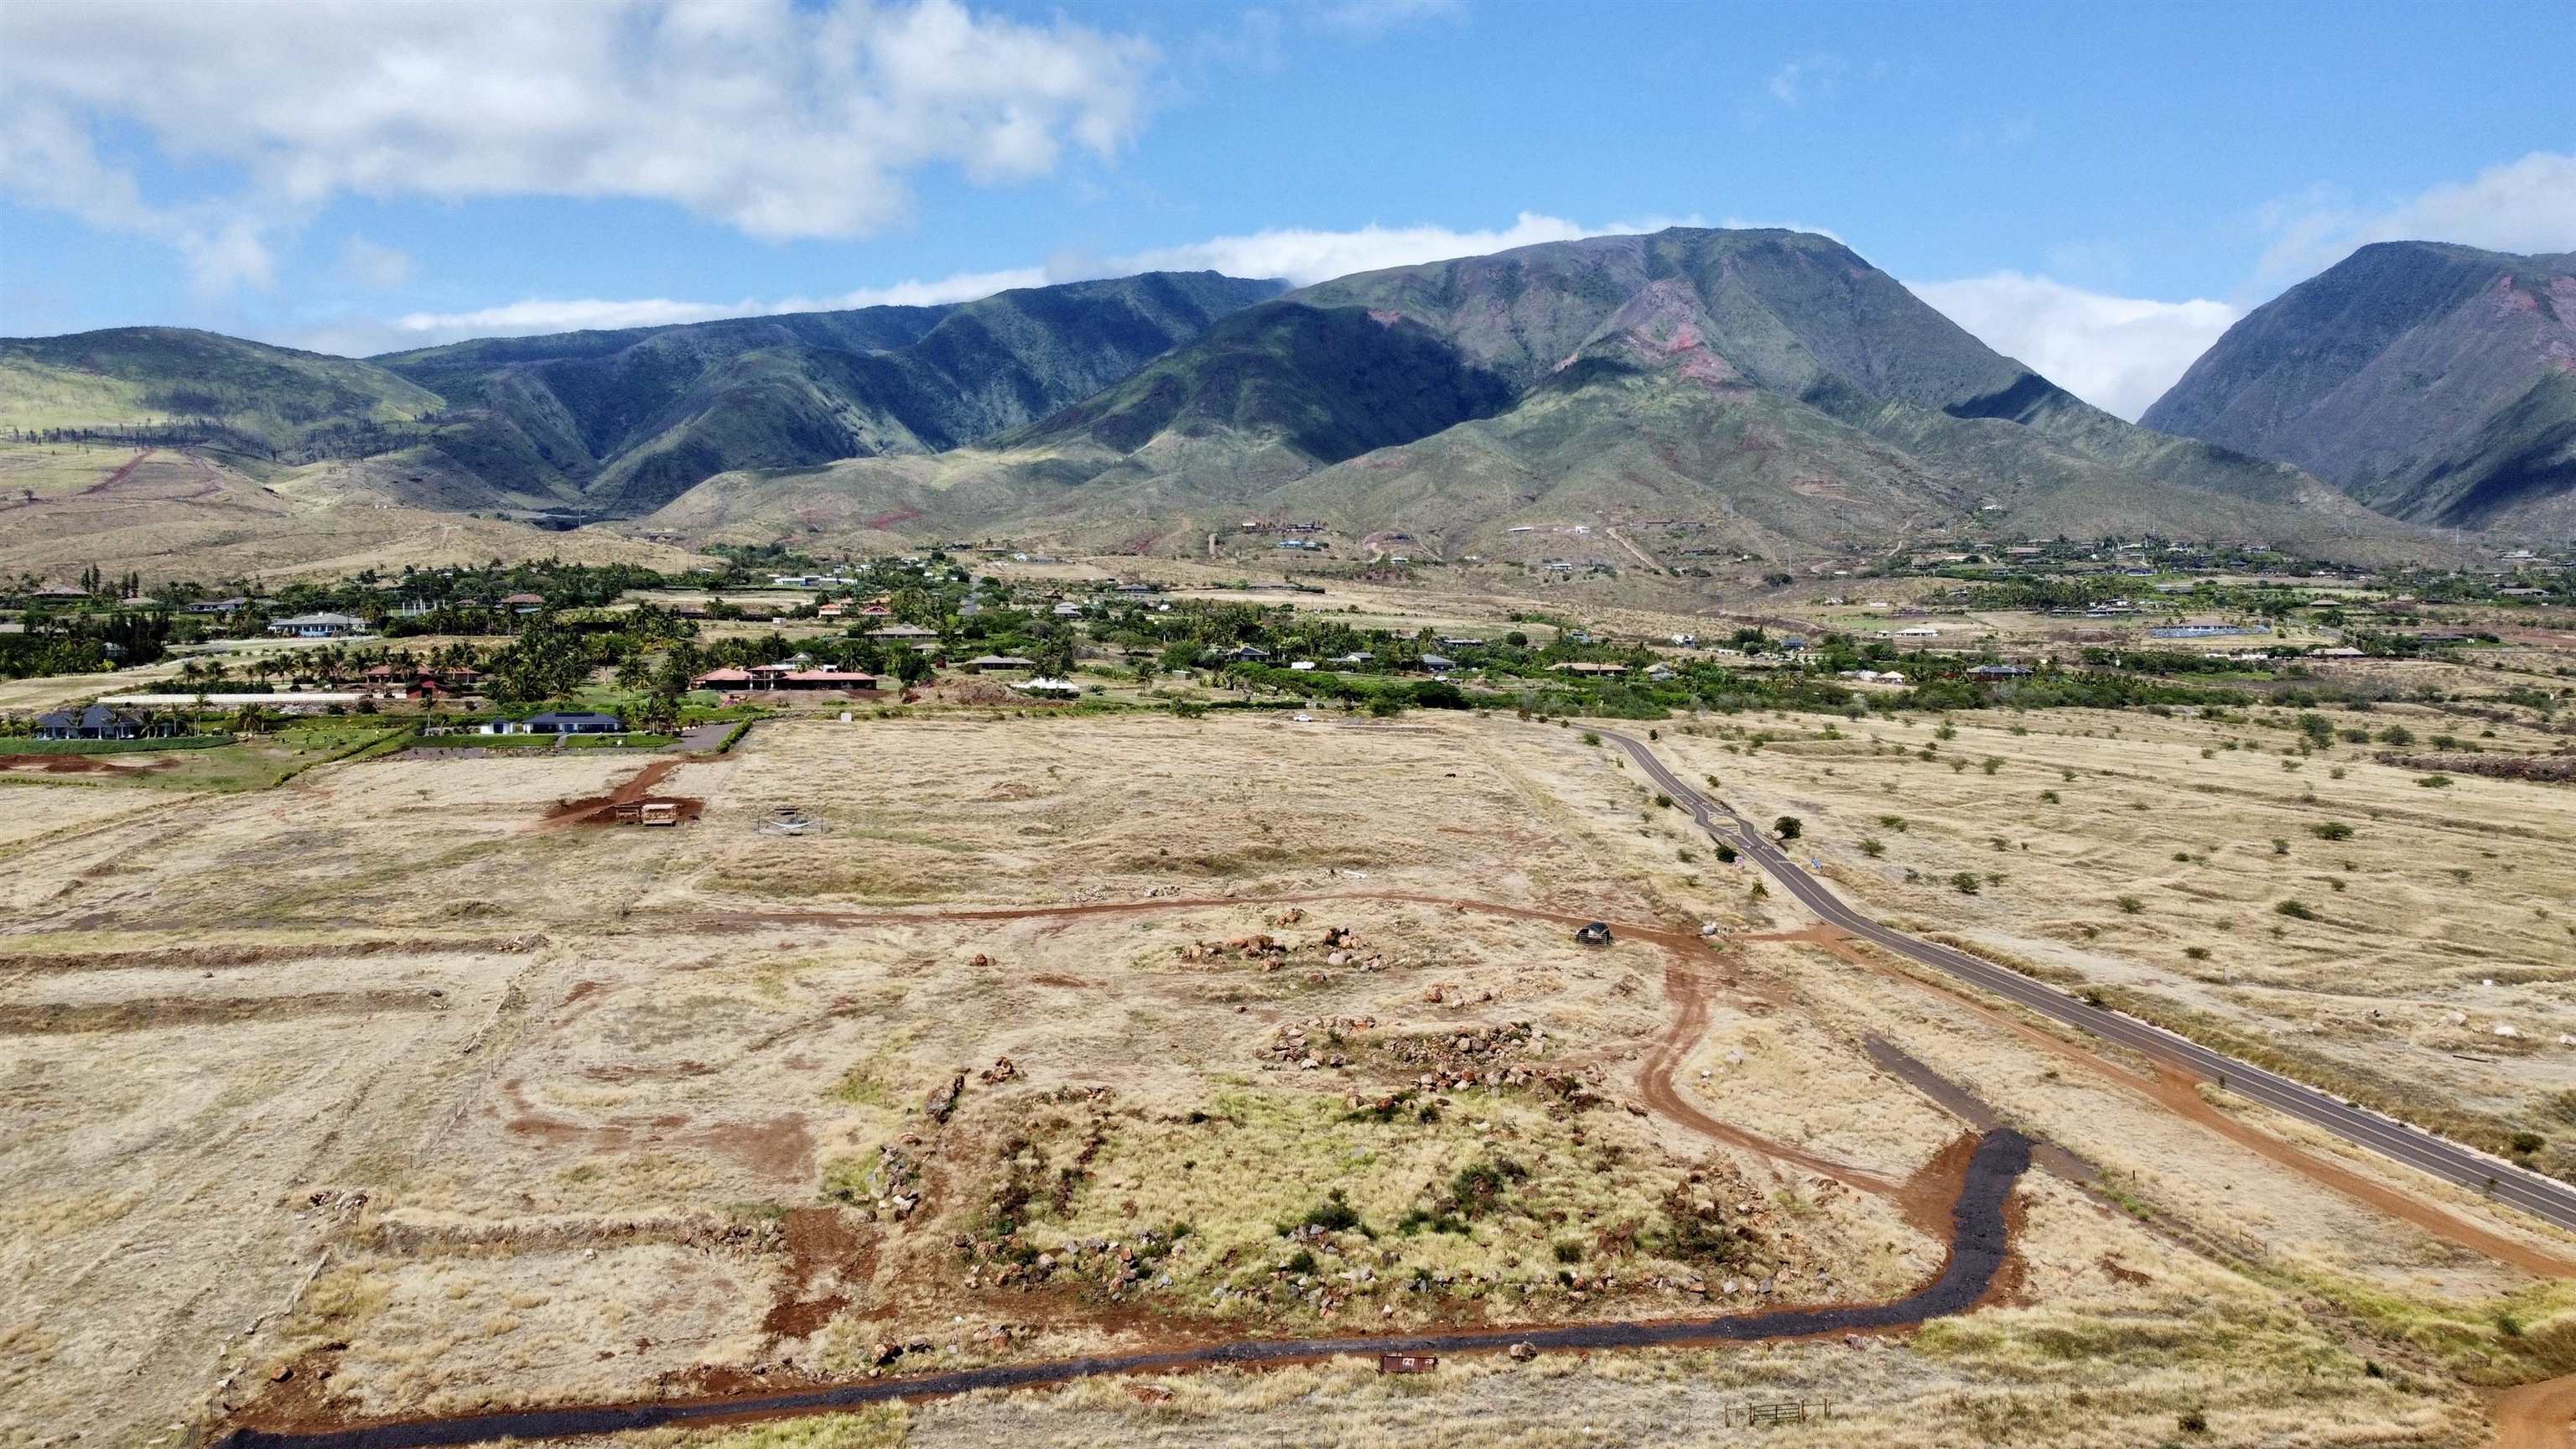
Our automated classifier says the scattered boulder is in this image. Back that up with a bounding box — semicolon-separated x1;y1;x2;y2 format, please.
925;1072;966;1124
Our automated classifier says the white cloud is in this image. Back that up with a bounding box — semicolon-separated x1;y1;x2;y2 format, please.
1119;210;1706;285
0;98;276;295
1315;0;1462;35
339;236;413;291
1765;55;1846;106
1;0;1158;292
388;267;1051;344
2257;151;2576;285
1912;272;2238;421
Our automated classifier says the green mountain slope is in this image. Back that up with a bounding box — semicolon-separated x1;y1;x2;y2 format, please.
2142;242;2576;532
641;299;1519;550
375;272;1285;513
0;327;442;450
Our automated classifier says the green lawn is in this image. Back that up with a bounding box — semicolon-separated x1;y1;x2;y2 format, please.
0;723;413;792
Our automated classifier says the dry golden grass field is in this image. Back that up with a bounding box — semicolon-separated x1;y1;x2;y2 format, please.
0;444;703;581
3;711;2572;1448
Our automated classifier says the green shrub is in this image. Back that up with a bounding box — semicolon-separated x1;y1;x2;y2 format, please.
1445;1159;1528;1219
1283;1189;1367;1236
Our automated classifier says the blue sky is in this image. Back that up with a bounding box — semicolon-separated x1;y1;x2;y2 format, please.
3;0;2569;416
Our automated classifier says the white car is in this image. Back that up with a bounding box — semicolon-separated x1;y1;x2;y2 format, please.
1292;714;1315;723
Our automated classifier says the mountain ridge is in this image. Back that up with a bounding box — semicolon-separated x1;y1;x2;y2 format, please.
2142;240;2576;532
0;272;1288;518
643;227;2426;560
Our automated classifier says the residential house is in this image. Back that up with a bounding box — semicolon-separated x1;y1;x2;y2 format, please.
965;654;1036;672
33;704;156;740
267;612;364;638
522;711;623;735
186;596;250;615
501;593;545;614
2148;622;2264;639
866;623;937;641
1551;661;1628;677
778;670;881;692
1419;654;1457;673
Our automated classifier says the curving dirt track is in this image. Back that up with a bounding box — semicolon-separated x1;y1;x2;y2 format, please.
217;1131;2032;1449
2490;1373;2576;1448
1637;952;1901;1193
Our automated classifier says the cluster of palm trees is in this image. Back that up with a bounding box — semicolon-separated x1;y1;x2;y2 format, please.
171;640;487;693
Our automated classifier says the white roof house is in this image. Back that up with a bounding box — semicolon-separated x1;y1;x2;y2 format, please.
267;612;366;637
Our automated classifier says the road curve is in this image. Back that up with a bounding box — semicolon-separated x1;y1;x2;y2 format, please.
1597;728;2576;1240
221;1134;2030;1448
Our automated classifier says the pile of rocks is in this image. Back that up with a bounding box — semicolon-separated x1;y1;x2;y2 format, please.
1377;1021;1577;1097
843;1137;924;1221
924;1072;966;1124
1317;924;1387;970
1176;932;1287;965
1420;981;1494;1006
1264;1015;1377;1070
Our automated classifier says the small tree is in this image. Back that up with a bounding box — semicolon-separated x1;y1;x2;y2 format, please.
1772;815;1802;842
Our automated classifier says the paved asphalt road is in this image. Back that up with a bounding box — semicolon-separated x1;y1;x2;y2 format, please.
1597;728;2576;1238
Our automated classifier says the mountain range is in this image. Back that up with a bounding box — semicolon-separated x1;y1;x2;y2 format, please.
643;228;2411;560
6;228;2569;578
2143;242;2576;535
